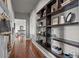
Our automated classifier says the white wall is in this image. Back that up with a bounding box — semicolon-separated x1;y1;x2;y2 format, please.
30;0;50;40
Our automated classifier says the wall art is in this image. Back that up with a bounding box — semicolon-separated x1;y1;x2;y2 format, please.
51;17;59;25
65;12;75;23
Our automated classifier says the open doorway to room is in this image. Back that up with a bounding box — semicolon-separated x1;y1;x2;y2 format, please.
15;19;26;39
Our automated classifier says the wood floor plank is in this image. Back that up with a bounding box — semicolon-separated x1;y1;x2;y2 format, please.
9;36;45;58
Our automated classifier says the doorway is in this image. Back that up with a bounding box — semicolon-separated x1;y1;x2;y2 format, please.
15;19;26;39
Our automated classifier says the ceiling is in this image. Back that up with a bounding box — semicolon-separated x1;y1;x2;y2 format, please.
12;0;39;14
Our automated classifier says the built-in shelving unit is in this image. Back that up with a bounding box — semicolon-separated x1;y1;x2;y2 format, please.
36;0;79;58
37;38;79;58
0;0;11;57
37;0;78;21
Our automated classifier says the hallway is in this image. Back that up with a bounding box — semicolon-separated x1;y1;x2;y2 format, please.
0;0;79;58
9;36;45;58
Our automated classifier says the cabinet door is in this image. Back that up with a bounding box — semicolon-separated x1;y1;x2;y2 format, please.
0;35;9;58
0;35;5;58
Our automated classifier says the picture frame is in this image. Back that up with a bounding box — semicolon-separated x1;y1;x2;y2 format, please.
51;16;59;25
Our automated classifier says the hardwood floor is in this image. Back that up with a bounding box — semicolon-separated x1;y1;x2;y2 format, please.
9;36;45;58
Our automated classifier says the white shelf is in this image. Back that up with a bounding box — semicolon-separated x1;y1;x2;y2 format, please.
0;31;11;35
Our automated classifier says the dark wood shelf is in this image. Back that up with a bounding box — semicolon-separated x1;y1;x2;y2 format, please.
53;38;79;48
37;26;46;28
47;0;78;17
38;22;79;28
47;22;79;27
37;34;46;37
37;15;46;21
37;0;78;21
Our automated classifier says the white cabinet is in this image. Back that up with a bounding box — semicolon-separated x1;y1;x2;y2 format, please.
0;35;8;58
